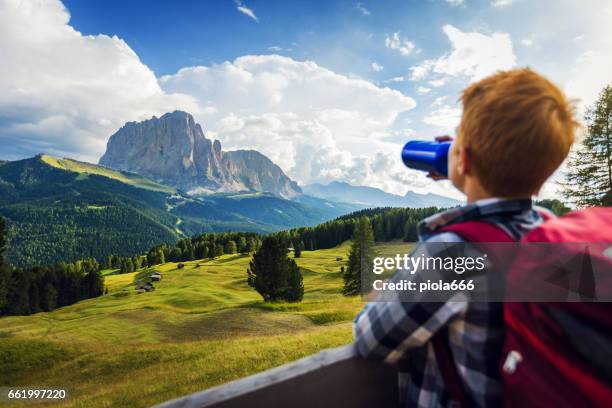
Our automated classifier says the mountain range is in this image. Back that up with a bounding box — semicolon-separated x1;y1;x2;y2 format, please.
98;111;461;208
303;181;462;208
0;110;460;266
100;111;301;198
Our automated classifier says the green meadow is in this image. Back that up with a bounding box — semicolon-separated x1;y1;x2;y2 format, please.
40;155;177;194
0;241;412;408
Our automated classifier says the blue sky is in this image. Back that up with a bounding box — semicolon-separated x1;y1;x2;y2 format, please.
0;0;611;198
63;0;449;76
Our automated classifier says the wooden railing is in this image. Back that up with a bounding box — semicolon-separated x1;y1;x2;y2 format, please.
153;344;398;408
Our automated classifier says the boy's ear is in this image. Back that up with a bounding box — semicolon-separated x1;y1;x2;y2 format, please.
458;145;471;176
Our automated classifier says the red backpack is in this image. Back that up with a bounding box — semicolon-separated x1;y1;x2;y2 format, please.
435;207;612;407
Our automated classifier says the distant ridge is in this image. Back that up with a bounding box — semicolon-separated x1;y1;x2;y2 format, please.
302;181;462;208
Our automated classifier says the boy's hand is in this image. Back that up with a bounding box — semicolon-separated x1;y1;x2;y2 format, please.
427;135;453;180
427;171;447;180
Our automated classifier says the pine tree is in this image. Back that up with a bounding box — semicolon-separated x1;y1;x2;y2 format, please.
284;259;304;302
0;217;9;311
535;199;571;216
6;270;30;315
28;278;40;314
343;216;376;296
403;215;419;242
244;238;255;253
169;247;182;262
186;246;195;261
84;268;103;297
247;236;303;302
293;241;302;258
41;283;57;311
194;242;206;259
564;85;612;206
110;255;121;269
237;236;247;253
215;244;224;258
121;258;134;273
225;240;237;254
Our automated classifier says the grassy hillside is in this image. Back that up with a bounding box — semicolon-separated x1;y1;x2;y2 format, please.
0;156;358;266
41;155;177;194
0;241;412;408
0;156;181;266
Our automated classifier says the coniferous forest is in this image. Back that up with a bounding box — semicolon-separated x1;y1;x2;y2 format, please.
0;217;104;316
0;198;572;316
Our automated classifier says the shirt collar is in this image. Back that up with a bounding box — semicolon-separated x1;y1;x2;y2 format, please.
418;197;534;237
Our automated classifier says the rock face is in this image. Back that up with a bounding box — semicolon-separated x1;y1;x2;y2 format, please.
99;111;301;198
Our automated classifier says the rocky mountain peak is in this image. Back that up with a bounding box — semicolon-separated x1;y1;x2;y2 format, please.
99;112;301;198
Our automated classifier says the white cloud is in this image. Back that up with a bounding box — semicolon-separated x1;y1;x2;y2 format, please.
521;39;533;47
423;103;461;133
356;2;371;16
384;76;406;83
409;24;516;82
416;86;431;94
268;45;293;53
0;0;197;161
431;96;449;107
371;62;384;72
445;0;465;7
491;0;515;7
159;55;417;188
521;34;536;47
235;1;258;22
409;60;435;81
565;50;612;113
428;78;447;87
385;32;416;56
564;4;612;112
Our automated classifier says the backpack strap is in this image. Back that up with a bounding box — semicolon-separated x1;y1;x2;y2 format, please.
431;221;515;407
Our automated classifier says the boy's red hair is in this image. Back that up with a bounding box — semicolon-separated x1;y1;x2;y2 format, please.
458;68;578;197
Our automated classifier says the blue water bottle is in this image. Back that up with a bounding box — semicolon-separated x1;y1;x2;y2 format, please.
401;139;451;177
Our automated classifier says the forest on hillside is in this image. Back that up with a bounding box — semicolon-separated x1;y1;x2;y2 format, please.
0;196;576;317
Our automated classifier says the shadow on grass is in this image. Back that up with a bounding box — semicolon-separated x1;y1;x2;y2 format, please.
212;254;251;264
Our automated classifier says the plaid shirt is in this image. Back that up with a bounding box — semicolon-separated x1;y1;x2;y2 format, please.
353;198;547;408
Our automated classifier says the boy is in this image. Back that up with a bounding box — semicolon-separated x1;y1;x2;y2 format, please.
353;68;578;407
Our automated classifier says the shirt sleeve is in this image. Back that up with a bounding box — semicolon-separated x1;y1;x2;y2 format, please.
353;232;480;363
